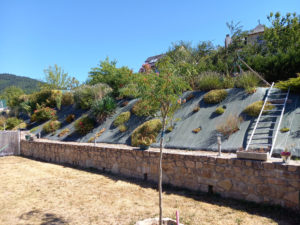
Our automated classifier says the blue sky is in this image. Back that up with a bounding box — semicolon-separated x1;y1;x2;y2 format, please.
0;0;299;83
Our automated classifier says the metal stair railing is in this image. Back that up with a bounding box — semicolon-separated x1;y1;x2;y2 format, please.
245;82;274;151
269;87;290;158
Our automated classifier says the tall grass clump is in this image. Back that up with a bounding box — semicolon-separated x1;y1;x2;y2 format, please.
243;101;274;117
73;83;112;110
195;72;224;91
203;89;228;104
235;72;261;91
91;96;117;122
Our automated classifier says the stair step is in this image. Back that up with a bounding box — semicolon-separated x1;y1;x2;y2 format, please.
248;143;272;146
271;104;285;106
269;93;288;95
256;121;277;123
255;128;276;130
263;110;282;112
259;116;278;118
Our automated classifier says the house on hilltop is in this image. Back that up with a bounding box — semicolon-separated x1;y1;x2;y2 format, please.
225;23;265;48
246;24;265;45
139;54;165;73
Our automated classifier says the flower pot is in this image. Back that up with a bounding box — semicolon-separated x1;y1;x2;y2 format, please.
25;135;31;141
281;155;291;164
139;145;149;150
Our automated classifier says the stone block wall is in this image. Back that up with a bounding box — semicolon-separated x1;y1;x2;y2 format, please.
21;140;300;210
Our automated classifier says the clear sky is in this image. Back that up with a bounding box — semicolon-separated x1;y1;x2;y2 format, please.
0;0;299;83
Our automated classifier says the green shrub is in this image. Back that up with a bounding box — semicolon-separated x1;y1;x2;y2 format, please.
118;124;127;132
131;100;159;117
74;116;95;135
66;114;75;123
195;72;223;91
6;117;23;130
29;90;62;110
203;89;228;104
235;72;261;90
131;119;162;147
280;127;290;133
222;76;235;89
215;107;225;114
42;120;61;134
243;101;274;117
91;96;117;122
113;111;130;127
30;107;57;122
0;116;6;130
74;84;112;109
275;73;300;92
62;92;74;105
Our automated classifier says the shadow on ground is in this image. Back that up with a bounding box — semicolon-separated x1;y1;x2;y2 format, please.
19;209;68;225
24;156;300;225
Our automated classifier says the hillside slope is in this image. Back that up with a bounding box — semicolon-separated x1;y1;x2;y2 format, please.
0;73;41;94
29;88;300;157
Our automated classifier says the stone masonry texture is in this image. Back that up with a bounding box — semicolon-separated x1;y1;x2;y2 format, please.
21;140;300;210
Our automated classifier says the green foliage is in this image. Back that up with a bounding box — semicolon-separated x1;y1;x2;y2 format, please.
131;119;162;147
74;116;95;135
73;84;112;110
195;72;224;90
280;127;290;133
215;107;225;114
88;58;133;97
31;107;57;122
62;92;74;105
243;101;274;117
65;114;75;123
27;89;63;111
235;72;261;90
5;117;23;130
203;89;228;104
42;120;61;134
113;111;130;127
275;73;300;92
91;96;116;122
0;86;24;108
42;64;79;90
0;73;41;94
131;100;159;117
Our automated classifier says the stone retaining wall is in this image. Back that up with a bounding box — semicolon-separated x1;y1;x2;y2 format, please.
21;140;300;210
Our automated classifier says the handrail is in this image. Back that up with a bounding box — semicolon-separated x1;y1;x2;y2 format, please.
269;87;290;157
245;82;274;151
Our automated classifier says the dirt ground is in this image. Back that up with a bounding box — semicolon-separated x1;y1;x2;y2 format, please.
0;156;299;225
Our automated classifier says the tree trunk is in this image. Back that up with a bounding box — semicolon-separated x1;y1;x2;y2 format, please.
159;116;166;225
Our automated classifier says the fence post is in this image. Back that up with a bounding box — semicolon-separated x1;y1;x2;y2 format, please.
18;130;21;155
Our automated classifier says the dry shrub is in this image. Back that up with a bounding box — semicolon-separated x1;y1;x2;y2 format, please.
58;128;70;137
186;93;195;101
118;124;127;132
193;106;200;113
216;114;243;137
192;127;201;133
88;128;106;143
42;120;61;134
65;114;75;123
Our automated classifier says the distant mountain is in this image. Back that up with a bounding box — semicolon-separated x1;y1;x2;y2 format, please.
0;73;42;94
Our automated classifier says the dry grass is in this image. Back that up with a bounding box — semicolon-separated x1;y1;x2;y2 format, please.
0;156;299;225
